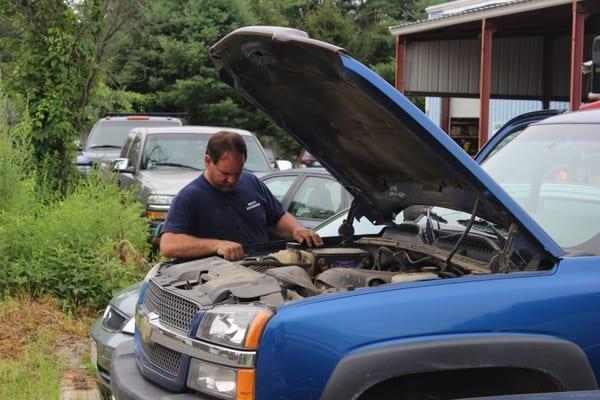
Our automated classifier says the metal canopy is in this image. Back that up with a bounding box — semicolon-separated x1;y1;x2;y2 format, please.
390;0;600;101
389;0;600;145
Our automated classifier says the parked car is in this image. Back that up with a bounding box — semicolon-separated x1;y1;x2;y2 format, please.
263;147;277;169
76;115;182;174
264;147;294;170
262;168;351;229
90;201;345;389
110;27;600;400
108;126;272;230
297;149;321;167
89;282;141;388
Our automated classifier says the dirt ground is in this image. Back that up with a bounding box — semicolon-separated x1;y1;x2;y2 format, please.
0;295;96;387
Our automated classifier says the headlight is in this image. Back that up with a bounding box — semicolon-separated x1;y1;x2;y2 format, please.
187;359;255;400
101;305;129;332
147;195;174;205
196;305;274;350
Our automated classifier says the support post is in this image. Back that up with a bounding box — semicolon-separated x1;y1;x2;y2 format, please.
569;0;588;111
395;36;406;93
479;19;494;149
441;97;450;133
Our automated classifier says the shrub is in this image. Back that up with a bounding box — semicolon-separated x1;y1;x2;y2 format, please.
0;170;150;311
0;80;150;312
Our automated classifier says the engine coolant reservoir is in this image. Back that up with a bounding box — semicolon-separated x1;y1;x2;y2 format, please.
271;242;314;265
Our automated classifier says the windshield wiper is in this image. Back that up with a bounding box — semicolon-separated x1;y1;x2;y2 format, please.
458;218;506;245
88;145;121;149
150;162;200;171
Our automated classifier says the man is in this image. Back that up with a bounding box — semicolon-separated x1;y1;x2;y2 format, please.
160;131;323;260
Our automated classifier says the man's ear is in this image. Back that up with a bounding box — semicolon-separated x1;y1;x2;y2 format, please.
204;154;212;167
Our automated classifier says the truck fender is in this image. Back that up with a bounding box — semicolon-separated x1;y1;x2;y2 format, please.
320;334;597;400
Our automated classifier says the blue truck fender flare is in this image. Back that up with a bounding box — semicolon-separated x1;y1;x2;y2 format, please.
320;334;598;400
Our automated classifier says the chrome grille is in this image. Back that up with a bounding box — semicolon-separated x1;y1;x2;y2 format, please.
140;338;182;375
145;279;199;331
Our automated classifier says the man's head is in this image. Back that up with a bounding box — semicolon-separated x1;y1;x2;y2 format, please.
204;131;247;192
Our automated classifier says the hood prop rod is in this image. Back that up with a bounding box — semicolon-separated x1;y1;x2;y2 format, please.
443;197;480;274
339;196;360;244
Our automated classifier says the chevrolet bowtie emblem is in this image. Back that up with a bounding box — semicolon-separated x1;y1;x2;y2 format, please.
136;309;159;343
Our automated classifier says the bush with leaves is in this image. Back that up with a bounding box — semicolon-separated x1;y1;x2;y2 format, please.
0;111;150;310
0;171;150;311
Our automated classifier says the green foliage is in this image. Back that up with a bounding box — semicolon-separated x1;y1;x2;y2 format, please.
0;335;63;399
0;89;149;311
0;0;143;195
107;0;433;158
82;82;150;134
0;97;35;214
0;171;149;311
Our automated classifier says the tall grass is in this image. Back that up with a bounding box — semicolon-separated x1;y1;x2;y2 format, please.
0;97;150;311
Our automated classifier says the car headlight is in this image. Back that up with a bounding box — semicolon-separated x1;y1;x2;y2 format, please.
186;359;239;399
196;305;274;350
101;305;130;333
147;195;174;205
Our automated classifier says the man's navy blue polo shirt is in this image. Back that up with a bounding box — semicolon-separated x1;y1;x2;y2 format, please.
161;171;285;245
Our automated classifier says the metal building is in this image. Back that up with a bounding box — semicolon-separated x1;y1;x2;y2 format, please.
390;0;600;153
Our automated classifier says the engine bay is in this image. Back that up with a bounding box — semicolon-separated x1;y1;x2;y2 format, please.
151;221;550;310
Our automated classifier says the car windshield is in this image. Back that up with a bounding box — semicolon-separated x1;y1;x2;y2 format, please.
141;132;270;172
315;206;503;240
481;123;600;252
86;120;178;149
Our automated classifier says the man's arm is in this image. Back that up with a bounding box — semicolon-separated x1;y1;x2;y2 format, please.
160;232;244;261
272;212;324;247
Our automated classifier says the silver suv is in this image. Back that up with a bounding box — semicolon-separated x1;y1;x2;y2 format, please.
109;126;272;229
76;115;182;173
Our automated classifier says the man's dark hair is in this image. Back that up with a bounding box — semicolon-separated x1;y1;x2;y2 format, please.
206;131;247;163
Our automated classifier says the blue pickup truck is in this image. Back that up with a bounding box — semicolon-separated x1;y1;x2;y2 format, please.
111;27;600;400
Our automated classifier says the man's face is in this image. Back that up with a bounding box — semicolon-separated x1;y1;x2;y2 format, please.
204;151;245;192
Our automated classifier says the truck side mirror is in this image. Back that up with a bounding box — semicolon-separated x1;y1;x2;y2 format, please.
112;158;134;173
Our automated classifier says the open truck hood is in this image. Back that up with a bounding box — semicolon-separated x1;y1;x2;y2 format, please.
210;27;562;258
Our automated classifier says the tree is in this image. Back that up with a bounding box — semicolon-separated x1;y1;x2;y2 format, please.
0;0;142;194
108;0;436;157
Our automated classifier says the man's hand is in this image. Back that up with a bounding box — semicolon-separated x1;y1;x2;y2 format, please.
214;240;245;261
292;227;324;247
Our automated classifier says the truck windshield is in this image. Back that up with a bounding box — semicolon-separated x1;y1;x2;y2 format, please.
481;123;600;253
141;133;270;173
86;121;178;149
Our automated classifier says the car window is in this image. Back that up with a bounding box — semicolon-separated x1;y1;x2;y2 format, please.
244;137;270;173
128;136;142;168
315;209;386;237
482;123;600;250
142;133;209;170
263;175;297;201
140;133;270;173
86;120;179;149
480;129;524;163
289;177;343;220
